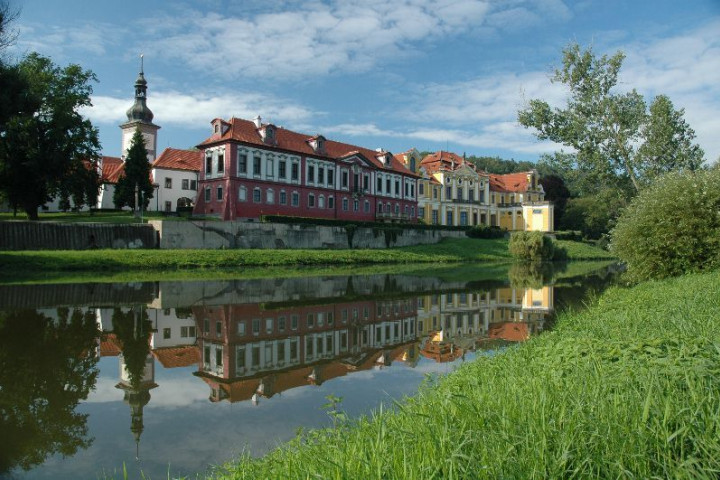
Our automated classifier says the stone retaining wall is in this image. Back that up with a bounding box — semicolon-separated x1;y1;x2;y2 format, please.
149;220;465;250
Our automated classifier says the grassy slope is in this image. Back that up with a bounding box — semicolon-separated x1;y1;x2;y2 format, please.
210;269;720;479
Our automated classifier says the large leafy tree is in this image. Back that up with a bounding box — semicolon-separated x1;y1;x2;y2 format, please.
0;53;101;219
518;43;705;194
113;128;153;210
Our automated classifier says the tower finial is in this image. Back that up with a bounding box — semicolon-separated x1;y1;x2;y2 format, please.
140;54;144;74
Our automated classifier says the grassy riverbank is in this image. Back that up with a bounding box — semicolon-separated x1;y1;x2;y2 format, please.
0;238;613;283
206;269;720;479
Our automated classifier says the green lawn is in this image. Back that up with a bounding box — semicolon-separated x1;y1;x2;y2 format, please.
204;269;720;479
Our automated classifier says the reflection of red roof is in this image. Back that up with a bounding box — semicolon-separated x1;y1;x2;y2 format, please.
100;334;122;357
488;172;531;193
101;156;124;184
487;322;529;342
152;148;202;171
420;341;463;363
198;118;420;177
153;345;201;368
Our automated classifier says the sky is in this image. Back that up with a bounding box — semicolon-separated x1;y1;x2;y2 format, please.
7;0;720;163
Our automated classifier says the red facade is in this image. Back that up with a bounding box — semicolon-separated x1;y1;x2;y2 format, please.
193;117;420;222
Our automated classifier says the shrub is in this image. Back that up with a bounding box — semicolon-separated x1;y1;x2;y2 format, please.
610;169;720;282
508;231;557;261
465;224;506;239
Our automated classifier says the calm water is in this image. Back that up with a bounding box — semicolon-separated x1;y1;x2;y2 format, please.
0;263;619;479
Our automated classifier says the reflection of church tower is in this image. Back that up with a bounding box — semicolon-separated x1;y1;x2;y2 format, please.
114;306;158;459
120;55;160;162
116;351;158;459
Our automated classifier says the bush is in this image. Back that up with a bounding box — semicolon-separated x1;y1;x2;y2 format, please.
611;169;720;282
508;231;557;261
465;224;506;239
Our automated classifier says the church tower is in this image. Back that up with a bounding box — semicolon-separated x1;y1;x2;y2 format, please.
120;55;160;162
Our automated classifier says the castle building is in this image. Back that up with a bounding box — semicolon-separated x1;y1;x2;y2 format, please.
192;117;420;221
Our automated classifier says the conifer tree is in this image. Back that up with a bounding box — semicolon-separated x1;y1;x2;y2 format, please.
114;128;153;210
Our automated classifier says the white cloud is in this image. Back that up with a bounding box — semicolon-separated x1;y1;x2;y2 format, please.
85;90;315;128
13;22;124;59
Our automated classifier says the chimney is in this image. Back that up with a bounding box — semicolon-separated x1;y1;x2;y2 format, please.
253;115;262;128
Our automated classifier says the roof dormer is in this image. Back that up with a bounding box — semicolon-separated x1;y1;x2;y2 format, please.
308;135;326;155
259;123;277;145
376;149;393;169
211;118;230;136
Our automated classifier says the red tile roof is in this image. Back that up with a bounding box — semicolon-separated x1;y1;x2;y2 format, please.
101;156;124;184
198;117;420;177
152;148;202;172
488;172;532;193
420;151;480;175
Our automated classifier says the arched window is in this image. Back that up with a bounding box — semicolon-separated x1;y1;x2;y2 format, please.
318;195;325;208
238;186;247;202
266;188;274;204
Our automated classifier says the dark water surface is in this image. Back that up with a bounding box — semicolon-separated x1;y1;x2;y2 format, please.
0;262;619;479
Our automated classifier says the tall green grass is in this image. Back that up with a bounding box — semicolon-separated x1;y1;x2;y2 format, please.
209;269;720;479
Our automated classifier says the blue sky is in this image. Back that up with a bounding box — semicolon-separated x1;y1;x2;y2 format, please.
8;0;720;163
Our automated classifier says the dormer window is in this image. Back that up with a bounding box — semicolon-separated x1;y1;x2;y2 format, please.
308;135;326;154
260;124;276;145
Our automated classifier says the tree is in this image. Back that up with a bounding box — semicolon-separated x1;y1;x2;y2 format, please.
0;53;101;219
539;174;570;229
113;128;153;210
518;43;705;194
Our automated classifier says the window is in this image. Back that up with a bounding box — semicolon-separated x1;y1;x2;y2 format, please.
216;186;223;201
182;179;189;190
190;180;197;190
280;190;287;205
253;188;261;203
291;191;300;207
291;315;298;330
328;169;335;186
446;210;454;225
164;201;172;212
217;153;224;173
318;167;325;185
205;154;212;175
181;326;196;337
266;189;274;204
308;193;315;208
318;195;325;208
460;211;468;226
163;328;171;339
395;180;400;196
238;153;248;174
253;156;261;177
411;206;415;217
165;177;172;188
353;199;359;212
216;321;222;336
377;177;383;193
419;183;424;195
469;190;474;202
307;313;315;328
419;207;424;218
386;178;391;193
411;183;415;197
307;165;315;183
237;321;246;335
432;210;438;225
377;203;383;213
328;196;334;209
342;198;348;211
446;186;452;199
291;163;299;181
342;170;349;188
204;187;211;202
238;186;247;201
252;319;260;335
394;203;400;214
279;160;286;179
405;205;409;216
363;174;369;191
364;200;370;213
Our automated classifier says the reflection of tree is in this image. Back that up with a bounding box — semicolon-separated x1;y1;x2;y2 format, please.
0;308;99;474
508;262;566;289
111;307;152;386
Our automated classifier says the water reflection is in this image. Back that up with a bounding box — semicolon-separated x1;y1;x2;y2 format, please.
0;263;616;479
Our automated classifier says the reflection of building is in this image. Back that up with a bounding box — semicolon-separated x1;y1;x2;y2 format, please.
192;298;419;403
417;286;554;359
115;350;158;459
